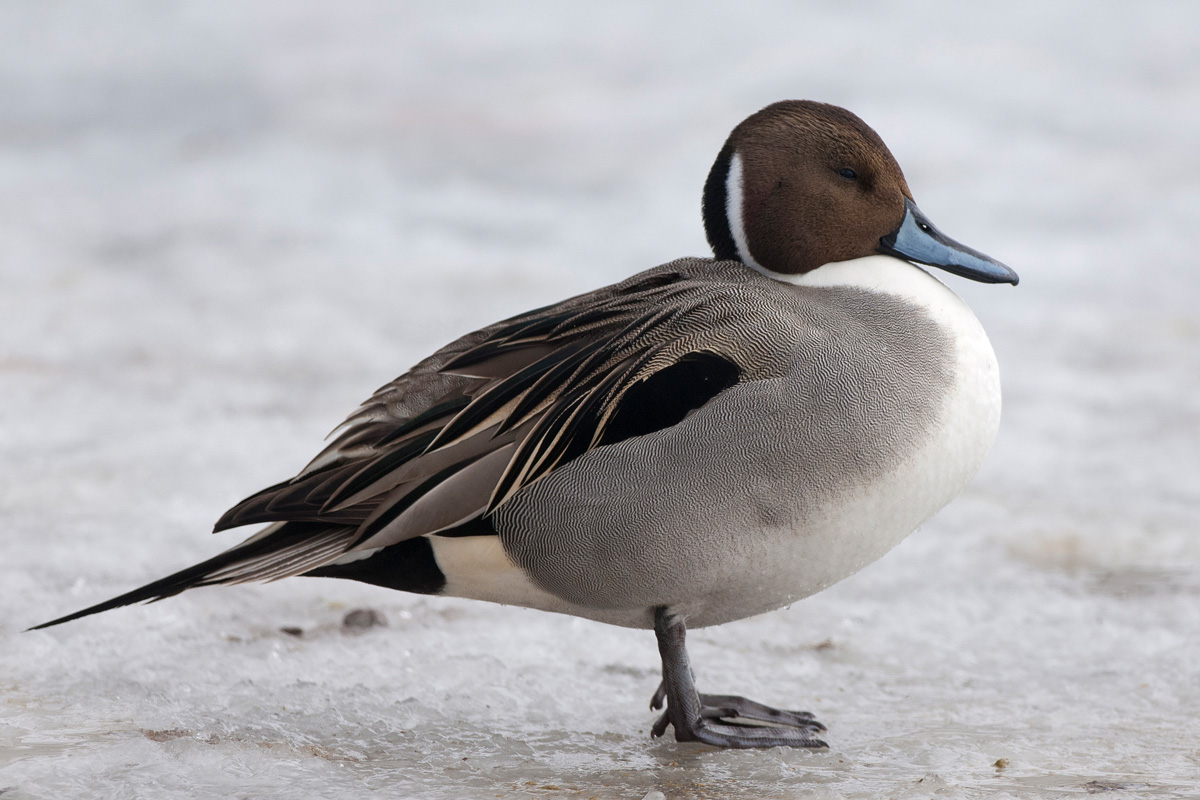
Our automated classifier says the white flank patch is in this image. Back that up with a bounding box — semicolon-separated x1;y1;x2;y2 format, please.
429;535;560;609
429;536;650;627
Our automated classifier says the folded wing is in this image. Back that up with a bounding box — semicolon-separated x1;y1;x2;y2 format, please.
32;263;747;628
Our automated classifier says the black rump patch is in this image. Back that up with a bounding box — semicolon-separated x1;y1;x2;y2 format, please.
599;351;740;447
306;536;446;595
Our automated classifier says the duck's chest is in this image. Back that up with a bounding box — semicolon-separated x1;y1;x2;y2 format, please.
689;257;1003;624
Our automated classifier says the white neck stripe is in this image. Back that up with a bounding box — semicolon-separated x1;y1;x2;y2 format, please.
725;152;806;285
725;152;761;271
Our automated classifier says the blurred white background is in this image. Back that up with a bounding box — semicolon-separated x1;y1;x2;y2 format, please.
2;2;1199;798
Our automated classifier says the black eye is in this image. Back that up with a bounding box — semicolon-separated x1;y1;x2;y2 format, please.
837;167;858;180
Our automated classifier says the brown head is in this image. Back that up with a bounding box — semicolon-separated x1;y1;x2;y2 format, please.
703;101;1018;285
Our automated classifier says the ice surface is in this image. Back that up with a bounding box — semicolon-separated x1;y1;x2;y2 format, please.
3;2;1200;798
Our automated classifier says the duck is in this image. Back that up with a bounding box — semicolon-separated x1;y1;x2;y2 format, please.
33;100;1018;749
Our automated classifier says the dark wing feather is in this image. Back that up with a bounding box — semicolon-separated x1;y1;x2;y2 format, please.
213;265;744;545
428;340;593;448
33;261;758;629
598;351;742;445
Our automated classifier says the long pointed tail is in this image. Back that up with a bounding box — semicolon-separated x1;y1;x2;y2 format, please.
28;522;358;631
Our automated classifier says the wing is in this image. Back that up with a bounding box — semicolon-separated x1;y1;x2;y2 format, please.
32;260;753;628
215;263;744;547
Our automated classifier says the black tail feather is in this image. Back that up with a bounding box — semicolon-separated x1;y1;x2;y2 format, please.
27;522;353;631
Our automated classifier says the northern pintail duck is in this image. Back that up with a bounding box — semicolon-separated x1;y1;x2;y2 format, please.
35;101;1018;748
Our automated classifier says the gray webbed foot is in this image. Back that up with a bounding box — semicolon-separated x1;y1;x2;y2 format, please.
695;692;825;731
650;608;828;749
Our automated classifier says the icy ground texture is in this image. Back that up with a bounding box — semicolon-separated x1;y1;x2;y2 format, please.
3;2;1200;798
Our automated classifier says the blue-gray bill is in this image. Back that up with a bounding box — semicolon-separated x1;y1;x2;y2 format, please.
879;198;1019;285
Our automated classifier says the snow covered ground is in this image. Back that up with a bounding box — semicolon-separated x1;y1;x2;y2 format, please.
3;2;1200;797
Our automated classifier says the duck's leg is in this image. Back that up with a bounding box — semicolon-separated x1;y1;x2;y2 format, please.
649;607;828;749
